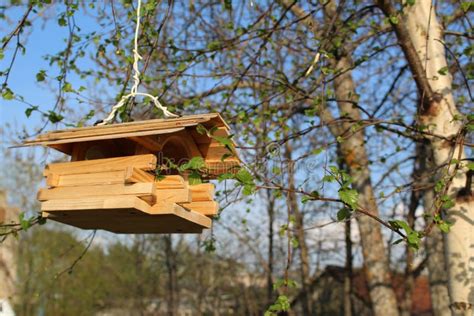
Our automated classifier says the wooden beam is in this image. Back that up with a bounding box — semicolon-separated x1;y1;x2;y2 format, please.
179;201;219;216
47;170;126;187
155;188;192;204
124;167;155;184
44;154;157;176
32;116;216;142
155;175;186;189
38;182;157;205
129;134;166;152
190;183;214;201
41;195;151;213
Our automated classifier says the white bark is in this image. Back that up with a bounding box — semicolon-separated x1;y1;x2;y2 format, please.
0;191;18;302
405;2;473;313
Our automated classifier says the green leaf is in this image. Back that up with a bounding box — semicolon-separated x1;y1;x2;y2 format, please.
392;238;404;245
46;111;64;123
36;70;46;82
188;171;202;185
235;168;254;184
25;106;39;118
467;162;474;171
337;208;352;221
312;148;324;155
177;63;187;72
58;16;67;26
62;82;74;92
407;232;421;250
223;0;232;11
196;124;207;135
389;16;399;24
278;224;288;237
322;175;336;182
242;184;255;196
438;66;449;76
0;49;4;60
291;237;299;248
406;0;416;5
217;172;234;182
212;135;233;148
389;219;410;232
2;87;14;100
207;40;221;51
179;156;205;171
19;213;31;231
437;221;452;233
441;195;455;209
339;189;358;209
461;2;472;12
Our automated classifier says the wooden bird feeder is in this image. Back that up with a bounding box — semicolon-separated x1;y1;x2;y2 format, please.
20;113;240;234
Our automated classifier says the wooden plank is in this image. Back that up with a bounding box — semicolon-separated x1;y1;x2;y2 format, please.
149;203;212;227
46;174;60;187
32;117;216;142
41;195;151;213
36;114;218;137
124;167;155;184
44;154;157;176
155;188;191;204
179;201;219;216
158;130;203;159
204;159;240;177
42;197;211;233
38;183;156;204
43;211;207;234
190;183;214;201
199;142;235;161
155;175;186;189
47;170;126;187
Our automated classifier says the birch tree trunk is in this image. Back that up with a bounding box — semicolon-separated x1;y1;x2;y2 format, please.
332;56;400;316
285;142;312;315
279;1;401;314
384;1;474;313
0;191;18;303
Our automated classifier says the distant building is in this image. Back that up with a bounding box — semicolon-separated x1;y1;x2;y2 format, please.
308;265;432;316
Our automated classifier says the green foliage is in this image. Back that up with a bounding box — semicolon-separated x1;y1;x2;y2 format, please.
339;189;358;210
2;87;14;100
235;168;256;195
18;212;33;231
25;106;39;118
461;1;473;12
301;191;320;204
389;220;422;250
437;66;449;76
46;111;64;123
265;295;290;315
440;195;455;209
433;214;453;233
35;70;46;82
337;208;352;221
179;156;205;171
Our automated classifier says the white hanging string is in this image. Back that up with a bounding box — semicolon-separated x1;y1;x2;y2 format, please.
98;0;178;126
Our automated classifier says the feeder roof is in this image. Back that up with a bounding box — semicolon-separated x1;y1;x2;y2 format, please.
18;113;232;155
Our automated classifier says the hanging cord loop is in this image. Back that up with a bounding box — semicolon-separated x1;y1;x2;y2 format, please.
98;0;178;126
